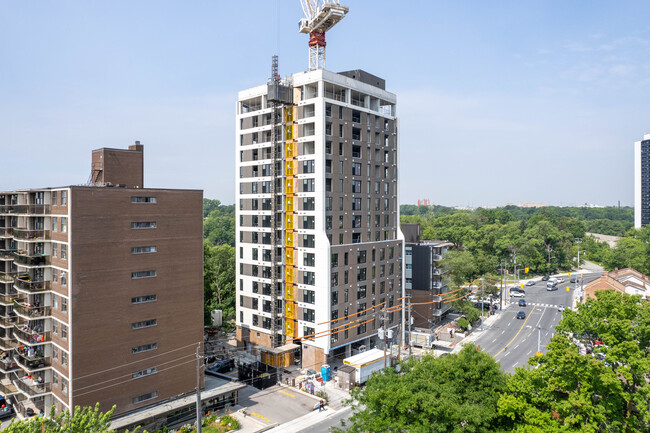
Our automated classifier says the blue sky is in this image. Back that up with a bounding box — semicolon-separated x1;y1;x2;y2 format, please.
1;1;649;207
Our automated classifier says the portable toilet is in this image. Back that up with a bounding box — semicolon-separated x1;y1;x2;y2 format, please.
320;364;331;382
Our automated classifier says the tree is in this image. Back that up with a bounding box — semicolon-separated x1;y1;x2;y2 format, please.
203;243;236;326
2;404;136;433
337;345;507;433
605;237;649;274
499;290;650;432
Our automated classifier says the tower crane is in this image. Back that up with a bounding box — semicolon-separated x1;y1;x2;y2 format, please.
299;0;349;71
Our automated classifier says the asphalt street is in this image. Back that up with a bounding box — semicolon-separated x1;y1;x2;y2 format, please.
474;272;601;373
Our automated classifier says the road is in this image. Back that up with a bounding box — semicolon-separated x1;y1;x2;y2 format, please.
474;272;601;373
296;406;353;433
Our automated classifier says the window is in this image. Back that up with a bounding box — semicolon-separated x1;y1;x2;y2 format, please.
357;285;367;300
61;377;68;395
52;268;58;283
61;191;67;206
303;289;315;304
357;250;366;264
352;198;362;211
304;253;315;267
303;271;315;285
302;160;315;174
133;343;157;354
61;244;67;260
52;321;58;335
302;197;315;211
303;235;315;248
303;308;315;323
133;367;158;379
357;267;367;281
132;295;157;304
132;319;157;329
331;290;338;305
52;191;57;205
52;244;58;258
132;270;156;279
352;162;361;176
352;180;361;193
61;272;67;287
352;145;361;158
331;272;338;287
61;324;68;340
325;196;332;211
303;216;315;230
52;217;58;232
61;297;67;313
131;197;157;203
133;392;158;404
302;179;315;192
61;217;67;233
131;222;156;229
53;371;59;386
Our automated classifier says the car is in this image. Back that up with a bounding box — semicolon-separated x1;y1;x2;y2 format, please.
541;275;550;281
558;304;565;312
516;311;526;319
557;277;564;283
510;290;525;298
525;280;535;287
546;285;558;291
206;358;235;374
518;299;527;307
0;403;13;421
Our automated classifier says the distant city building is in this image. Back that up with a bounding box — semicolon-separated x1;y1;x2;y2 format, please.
582;268;649;302
634;133;650;228
235;66;403;369
0;144;203;418
401;224;452;328
519;202;547;208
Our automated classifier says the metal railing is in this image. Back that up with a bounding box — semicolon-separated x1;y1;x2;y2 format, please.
13;301;51;319
11;372;51;396
13;325;50;345
0;205;50;215
14;277;50;293
13;229;50;241
13;254;49;267
13;352;51;372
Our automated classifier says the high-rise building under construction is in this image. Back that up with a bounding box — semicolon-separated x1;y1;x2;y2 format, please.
235;64;404;369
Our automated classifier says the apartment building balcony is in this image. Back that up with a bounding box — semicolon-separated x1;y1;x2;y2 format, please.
0;271;16;284
432;254;443;261
0;334;18;351
13;253;50;268
0;250;15;261
13;229;49;242
0;293;18;306
0;379;18;396
12;301;50;320
0;228;13;239
432;268;441;276
0;356;20;374
0;205;50;216
13;352;51;373
13;325;50;346
0;313;17;328
14;397;45;418
11;372;51;397
14;276;50;294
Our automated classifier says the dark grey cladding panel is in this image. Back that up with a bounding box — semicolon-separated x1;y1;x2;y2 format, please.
411;245;432;291
401;223;420;244
337;70;386;90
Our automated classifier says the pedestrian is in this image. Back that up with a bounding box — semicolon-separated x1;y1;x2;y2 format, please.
435;332;439;341
319;400;324;411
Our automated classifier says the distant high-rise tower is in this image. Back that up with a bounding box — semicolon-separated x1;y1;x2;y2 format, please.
635;133;650;228
235;66;403;369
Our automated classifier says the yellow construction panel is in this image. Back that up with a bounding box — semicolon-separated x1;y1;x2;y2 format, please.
285;267;294;283
286;197;294;213
285;247;294;265
285;108;294;123
285;125;293;140
286;178;294;194
286;320;294;337
286;302;294;319
285;161;294;177
285;143;294;159
285;231;294;247
285;283;293;301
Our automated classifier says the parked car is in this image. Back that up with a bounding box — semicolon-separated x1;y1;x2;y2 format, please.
206;358;235;374
557;277;564;283
518;299;527;307
516;311;526;319
541;275;550;281
510;289;525;298
0;402;13;420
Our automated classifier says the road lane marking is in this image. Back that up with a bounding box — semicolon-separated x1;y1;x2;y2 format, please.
514;344;520;350
278;390;294;398
492;338;497;343
493;307;536;358
251;412;270;422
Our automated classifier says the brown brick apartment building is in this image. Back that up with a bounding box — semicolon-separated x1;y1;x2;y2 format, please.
0;144;203;418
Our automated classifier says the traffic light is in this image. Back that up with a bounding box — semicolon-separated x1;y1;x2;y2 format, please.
506;270;509;275
566;286;570;292
520;283;524;289
568;272;571;277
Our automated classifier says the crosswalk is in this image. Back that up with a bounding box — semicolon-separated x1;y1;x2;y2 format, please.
510;301;565;309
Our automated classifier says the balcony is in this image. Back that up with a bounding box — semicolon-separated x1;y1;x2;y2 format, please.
0;293;18;305
0;251;15;261
0;272;16;284
13;301;50;320
432;268;441;276
13;325;50;345
13;253;50;268
14;277;50;294
14;397;45;418
0;205;50;215
0;356;20;373
13;352;51;372
432;254;443;261
11;372;51;397
0;228;13;238
0;314;17;328
0;334;18;351
0;380;18;396
13;229;49;242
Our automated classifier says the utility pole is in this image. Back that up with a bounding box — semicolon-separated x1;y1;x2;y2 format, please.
196;343;203;433
408;295;412;357
537;325;541;354
381;307;387;368
500;262;504;311
480;277;484;330
575;238;582;271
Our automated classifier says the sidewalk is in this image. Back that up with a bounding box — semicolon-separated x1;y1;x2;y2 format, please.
264;405;342;433
232;408;276;433
452;309;505;354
